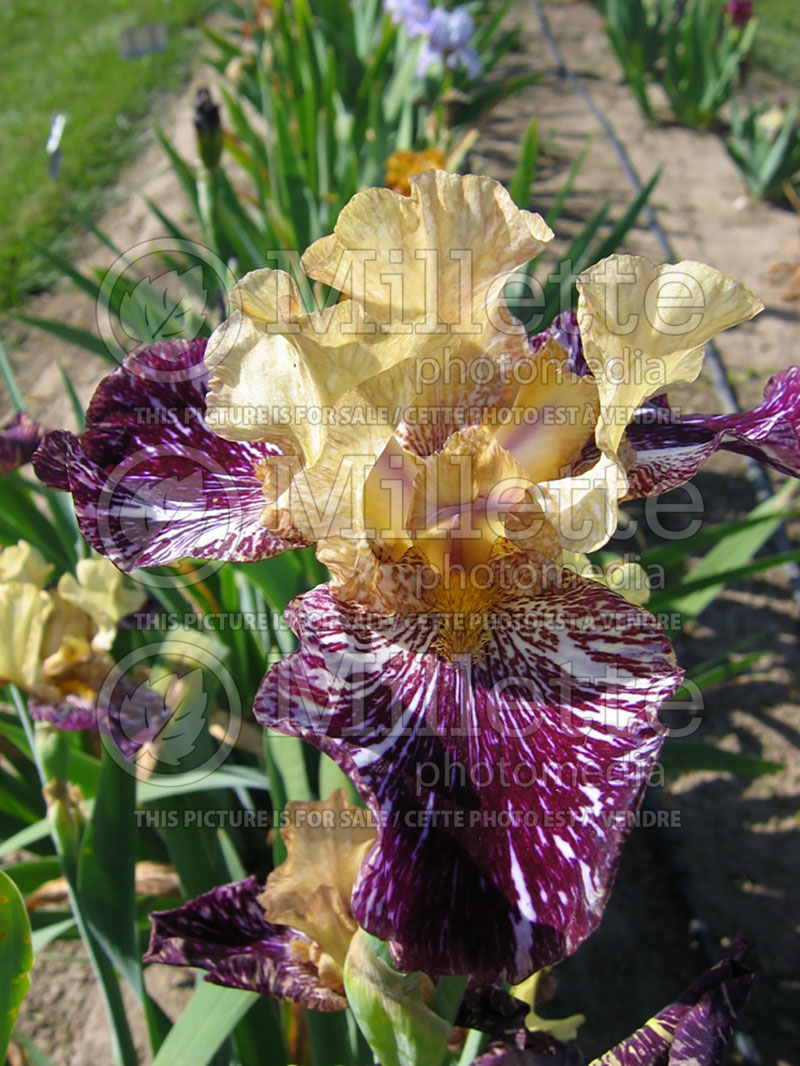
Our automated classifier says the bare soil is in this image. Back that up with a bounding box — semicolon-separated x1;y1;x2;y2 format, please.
6;1;800;1063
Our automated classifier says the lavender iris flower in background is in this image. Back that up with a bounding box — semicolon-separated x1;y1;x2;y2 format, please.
384;0;432;37
417;7;482;78
385;0;482;79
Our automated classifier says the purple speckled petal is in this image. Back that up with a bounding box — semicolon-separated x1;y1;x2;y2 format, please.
29;695;98;733
456;982;571;1063
28;673;172;760
145;876;346;1010
625;367;800;498
32;430;71;490
33;340;305;570
0;412;45;474
593;941;754;1066
254;581;681;982
474;1043;577;1066
456;983;530;1040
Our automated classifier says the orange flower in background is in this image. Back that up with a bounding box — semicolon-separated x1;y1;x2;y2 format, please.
240;0;274;36
384;147;446;195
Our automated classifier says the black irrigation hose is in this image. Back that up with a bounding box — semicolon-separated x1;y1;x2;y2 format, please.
528;3;789;1061
530;0;800;613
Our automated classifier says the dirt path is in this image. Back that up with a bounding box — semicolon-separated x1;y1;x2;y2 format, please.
8;1;800;1063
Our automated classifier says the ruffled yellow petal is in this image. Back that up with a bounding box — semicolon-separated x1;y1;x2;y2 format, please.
206;289;426;456
40;597;95;677
260;790;376;971
301;171;552;329
0;581;53;692
0;541;54;588
538;451;629;554
263;380;406;545
261;322;527;544
577;255;763;454
56;556;146;652
207;274;509;481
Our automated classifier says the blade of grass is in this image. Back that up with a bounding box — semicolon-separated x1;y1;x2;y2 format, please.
150;982;259;1066
508;120;538;208
14;315;114;362
0;333;26;410
58;364;87;431
662;741;782;779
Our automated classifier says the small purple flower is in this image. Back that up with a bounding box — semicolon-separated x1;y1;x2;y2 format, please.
415;7;482;80
384;0;432;37
725;0;753;28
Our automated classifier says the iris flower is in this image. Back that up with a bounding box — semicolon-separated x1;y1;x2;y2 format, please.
244;179;786;981
384;0;482;80
384;0;432;37
146;791;377;1009
34;173;800;984
416;8;482;80
725;0;754;28
0;541;165;755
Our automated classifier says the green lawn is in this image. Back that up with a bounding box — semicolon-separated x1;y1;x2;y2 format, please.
0;0;217;308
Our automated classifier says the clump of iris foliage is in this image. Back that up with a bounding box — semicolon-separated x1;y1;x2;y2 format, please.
599;0;800;200
600;0;757;128
724;100;800;201
2;3;800;1066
